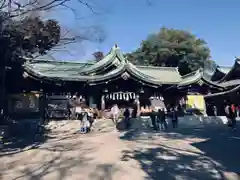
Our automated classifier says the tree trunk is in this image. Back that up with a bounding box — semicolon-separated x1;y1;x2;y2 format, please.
0;60;6;124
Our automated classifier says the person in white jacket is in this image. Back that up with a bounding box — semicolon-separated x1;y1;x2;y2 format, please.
111;104;119;124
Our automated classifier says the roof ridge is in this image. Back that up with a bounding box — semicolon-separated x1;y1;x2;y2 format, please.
136;65;178;70
218;65;231;67
180;69;201;79
26;59;95;65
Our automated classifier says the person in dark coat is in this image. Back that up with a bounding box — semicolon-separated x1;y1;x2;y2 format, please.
158;108;167;130
123;108;131;129
132;106;138;118
171;108;178;128
150;109;158;130
226;103;237;130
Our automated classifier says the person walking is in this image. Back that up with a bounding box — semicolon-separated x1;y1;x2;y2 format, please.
150;109;158;130
123;108;131;129
225;103;237;130
111;104;119;124
158;108;167;130
231;104;237;130
171;108;178;128
80;109;90;133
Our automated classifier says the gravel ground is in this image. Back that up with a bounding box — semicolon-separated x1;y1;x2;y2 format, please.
0;119;239;180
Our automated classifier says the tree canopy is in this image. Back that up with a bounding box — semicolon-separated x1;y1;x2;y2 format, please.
0;0;100;121
1;15;60;65
126;27;211;75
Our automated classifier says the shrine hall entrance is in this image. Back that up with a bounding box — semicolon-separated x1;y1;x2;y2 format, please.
102;91;138;109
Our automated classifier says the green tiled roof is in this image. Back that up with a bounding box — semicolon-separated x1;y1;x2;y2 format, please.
178;69;203;86
177;69;224;89
137;66;182;84
23;45;236;89
23;45;184;86
24;60;93;78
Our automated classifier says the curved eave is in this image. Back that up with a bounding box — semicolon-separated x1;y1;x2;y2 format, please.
201;77;225;90
209;67;227;81
215;67;228;76
24;62;167;87
177;70;202;87
86;63;164;87
79;46;125;75
177;70;224;90
205;84;240;98
218;58;240;83
24;63;125;82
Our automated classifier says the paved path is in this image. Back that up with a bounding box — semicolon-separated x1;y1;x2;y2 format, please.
1;121;240;180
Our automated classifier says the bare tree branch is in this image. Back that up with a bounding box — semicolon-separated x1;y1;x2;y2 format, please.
0;0;99;20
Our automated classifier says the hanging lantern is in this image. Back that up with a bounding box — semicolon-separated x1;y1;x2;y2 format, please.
116;92;120;100
149;96;154;100
123;93;127;100
119;92;123;100
23;72;29;78
132;93;136;99
126;93;129;101
140;88;144;94
128;92;132;99
103;88;108;93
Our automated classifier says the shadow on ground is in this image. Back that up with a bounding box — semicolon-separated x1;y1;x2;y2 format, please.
0;120;48;156
120;123;240;180
1;134;118;180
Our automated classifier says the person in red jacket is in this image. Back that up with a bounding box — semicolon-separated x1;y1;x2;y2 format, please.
230;104;237;130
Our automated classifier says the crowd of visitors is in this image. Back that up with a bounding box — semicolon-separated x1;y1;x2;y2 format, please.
66;96;238;134
150;107;178;131
207;101;238;131
110;104;137;129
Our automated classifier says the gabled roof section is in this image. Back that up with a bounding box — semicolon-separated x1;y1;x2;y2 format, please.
209;66;231;81
79;45;125;75
218;58;240;84
216;66;231;75
24;59;93;77
202;61;230;82
177;69;224;89
137;66;182;84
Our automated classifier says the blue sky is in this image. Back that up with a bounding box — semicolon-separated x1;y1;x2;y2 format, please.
49;0;240;66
